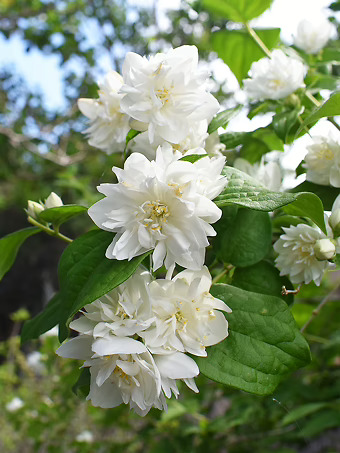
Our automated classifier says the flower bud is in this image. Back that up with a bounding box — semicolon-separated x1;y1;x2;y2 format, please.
314;238;336;261
329;208;340;238
44;192;63;209
27;200;44;219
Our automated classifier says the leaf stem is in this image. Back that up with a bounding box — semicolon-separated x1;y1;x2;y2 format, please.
244;23;272;58
304;91;340;132
27;216;73;243
301;280;340;333
212;265;234;284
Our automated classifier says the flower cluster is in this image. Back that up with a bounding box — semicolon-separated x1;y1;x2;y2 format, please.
62;45;232;415
57;266;230;415
274;195;340;286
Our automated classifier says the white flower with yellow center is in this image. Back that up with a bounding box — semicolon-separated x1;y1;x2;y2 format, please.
243;49;306;101
78;70;130;154
69;267;154;338
304;135;340;187
274;224;334;286
294;17;336;55
57;335;165;416
119;45;220;144
88;144;227;270
140;267;231;356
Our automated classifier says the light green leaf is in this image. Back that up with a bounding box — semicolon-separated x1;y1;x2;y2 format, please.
272;108;300;143
208;106;242;133
219;132;248;149
291;181;340;212
213;207;272;267
203;0;274;22
212;28;280;83
58;229;151;341
320;47;340;63
179;154;209;163
232;260;294;303
125;129;141;145
215;167;327;233
281;402;329;426
196;284;311;395
297;92;340;134
38;204;87;227
0;227;41;281
21;293;62;344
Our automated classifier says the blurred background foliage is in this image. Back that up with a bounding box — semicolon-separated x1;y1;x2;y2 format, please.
0;0;340;452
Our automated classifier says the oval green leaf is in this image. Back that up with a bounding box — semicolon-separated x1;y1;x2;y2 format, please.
203;0;274;22
38;204;87;227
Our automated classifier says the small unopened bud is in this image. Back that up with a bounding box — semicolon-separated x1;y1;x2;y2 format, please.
329;208;340;238
27;200;44;219
314;238;336;261
44;192;63;209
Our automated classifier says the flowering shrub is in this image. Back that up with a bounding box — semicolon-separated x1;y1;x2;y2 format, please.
0;0;339;419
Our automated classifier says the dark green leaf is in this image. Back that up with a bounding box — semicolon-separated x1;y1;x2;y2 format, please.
297;92;340;134
212;28;281;83
232;260;294;303
240;138;270;164
208;106;242;133
281;402;329;426
272;109;300;143
219;132;248;149
213;207;272;267
72;368;91;398
0;227;41;281
215;167;327;233
203;0;274;22
58;229;151;341
21;293;62;344
38;204;87;227
196;284;311;395
291;181;340;211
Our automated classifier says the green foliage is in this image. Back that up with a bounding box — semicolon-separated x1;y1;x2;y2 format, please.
197;284;311;395
0;227;40;281
38;204;87;227
208;106;242;133
272;108;301;143
212;28;280;83
213;207;272;267
202;0;274;22
297;92;340;133
179;154;209;163
291;181;340;211
216;167;327;233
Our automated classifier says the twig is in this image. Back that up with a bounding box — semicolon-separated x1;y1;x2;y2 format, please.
301;281;340;333
28;216;73;243
244;23;272;58
304;92;340;132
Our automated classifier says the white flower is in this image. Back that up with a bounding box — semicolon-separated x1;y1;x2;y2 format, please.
119;45;220;144
205;131;226;156
329;194;340;238
140;267;231;356
70;267;154;338
233;158;282;191
304;135;340;187
78;70;130;154
57;335;165;415
88;144;227;270
6;397;24;412
27;200;44;220
154;352;199;398
76;430;94;443
274;224;334;285
243;49;306;101
26;351;46;374
131;120;209;160
44;192;63;209
313;238;336;261
294;17;336;54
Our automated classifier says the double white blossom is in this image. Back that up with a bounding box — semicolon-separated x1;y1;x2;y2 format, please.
140;267;231;357
304;135;340;187
243;49;306;101
78;71;130;154
119;45;220;144
294;17;336;55
88;144;227;270
274;224;334;286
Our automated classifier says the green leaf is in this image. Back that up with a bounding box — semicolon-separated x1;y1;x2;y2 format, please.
126;129;141;145
0;227;41;281
203;0;274;22
320;47;340;63
38;204;87;227
272;109;300;143
232;260;294;304
208;106;242;133
215;167;327;233
297;92;340;134
240;138;270;164
196;284;311;395
72;368;91;398
281;402;329;426
219;132;248;149
21;293;62;344
213;207;272;267
58;229;151;341
179;154;209;163
212;28;280;83
291;181;340;211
